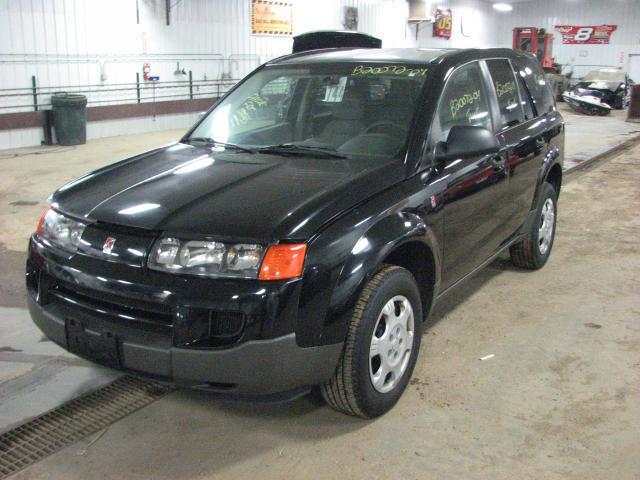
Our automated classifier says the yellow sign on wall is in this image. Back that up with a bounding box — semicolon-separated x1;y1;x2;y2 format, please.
252;0;293;36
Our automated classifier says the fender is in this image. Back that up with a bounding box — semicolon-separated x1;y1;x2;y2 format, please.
296;179;443;347
335;211;441;317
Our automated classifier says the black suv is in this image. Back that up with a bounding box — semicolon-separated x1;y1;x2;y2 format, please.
27;47;563;418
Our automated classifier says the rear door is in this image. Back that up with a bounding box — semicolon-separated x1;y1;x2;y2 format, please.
484;58;546;236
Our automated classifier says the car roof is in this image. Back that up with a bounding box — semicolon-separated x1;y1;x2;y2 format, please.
267;47;528;67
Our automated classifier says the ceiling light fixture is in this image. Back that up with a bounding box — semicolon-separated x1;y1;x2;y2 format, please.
493;3;513;12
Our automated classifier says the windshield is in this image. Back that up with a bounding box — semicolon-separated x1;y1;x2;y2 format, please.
583;69;625;82
188;62;428;158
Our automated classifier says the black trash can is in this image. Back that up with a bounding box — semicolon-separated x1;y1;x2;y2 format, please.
51;93;87;145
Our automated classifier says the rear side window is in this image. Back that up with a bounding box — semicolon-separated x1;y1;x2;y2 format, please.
486;59;524;130
514;57;555;114
436;62;493;140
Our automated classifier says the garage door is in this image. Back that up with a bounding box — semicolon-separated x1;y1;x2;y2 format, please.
629;54;640;83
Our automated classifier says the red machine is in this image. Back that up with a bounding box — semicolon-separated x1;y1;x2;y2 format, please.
513;27;555;69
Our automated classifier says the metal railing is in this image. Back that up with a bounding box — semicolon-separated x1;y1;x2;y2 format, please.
0;73;239;113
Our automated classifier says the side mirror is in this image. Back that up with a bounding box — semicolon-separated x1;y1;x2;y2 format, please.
435;125;499;162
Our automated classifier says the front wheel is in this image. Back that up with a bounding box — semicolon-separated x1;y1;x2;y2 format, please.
321;265;422;418
510;182;558;269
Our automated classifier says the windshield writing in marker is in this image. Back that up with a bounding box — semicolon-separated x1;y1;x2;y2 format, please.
351;65;427;77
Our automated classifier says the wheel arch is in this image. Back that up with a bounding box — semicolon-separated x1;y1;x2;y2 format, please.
521;158;562;239
297;186;443;348
380;240;437;321
329;211;441;332
531;151;562;212
545;162;562;197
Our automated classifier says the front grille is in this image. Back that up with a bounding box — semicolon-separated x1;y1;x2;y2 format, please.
50;278;174;329
29;265;251;348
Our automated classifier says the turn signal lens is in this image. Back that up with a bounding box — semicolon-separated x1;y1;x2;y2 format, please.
35;205;52;235
259;244;307;281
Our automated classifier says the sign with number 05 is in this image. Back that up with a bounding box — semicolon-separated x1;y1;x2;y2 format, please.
554;25;617;44
433;9;452;39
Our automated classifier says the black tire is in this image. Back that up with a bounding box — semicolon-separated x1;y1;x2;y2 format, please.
510;182;558;269
320;265;422;418
613;92;625;110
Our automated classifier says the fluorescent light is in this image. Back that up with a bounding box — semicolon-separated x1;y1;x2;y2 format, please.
493;3;513;12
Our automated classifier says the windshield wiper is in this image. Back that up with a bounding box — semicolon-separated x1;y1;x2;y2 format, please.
257;144;349;159
186;137;255;154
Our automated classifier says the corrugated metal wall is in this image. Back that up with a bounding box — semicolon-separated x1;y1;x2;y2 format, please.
494;0;640;78
0;0;415;149
2;0;638;149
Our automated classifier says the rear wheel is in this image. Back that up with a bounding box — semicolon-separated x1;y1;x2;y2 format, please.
613;92;625;109
321;265;422;418
510;182;557;269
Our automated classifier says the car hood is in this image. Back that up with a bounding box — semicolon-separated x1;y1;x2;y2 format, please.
576;80;621;93
51;143;403;242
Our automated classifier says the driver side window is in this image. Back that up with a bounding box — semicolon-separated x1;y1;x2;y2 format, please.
435;62;493;143
230;76;296;133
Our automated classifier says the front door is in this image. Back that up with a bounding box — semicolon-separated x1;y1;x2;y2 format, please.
433;62;510;289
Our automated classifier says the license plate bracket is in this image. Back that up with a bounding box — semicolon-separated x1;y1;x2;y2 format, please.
66;318;120;368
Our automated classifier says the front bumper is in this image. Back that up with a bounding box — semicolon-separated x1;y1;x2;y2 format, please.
26;237;342;395
28;296;341;395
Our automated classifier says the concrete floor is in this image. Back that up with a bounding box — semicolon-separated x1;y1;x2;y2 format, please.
560;103;640;170
0;130;185;434
0;118;639;479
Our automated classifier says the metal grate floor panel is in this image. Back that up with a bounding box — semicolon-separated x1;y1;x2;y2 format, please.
0;375;174;479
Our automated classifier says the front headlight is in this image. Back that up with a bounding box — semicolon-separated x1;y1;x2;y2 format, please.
148;236;265;278
35;206;86;253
